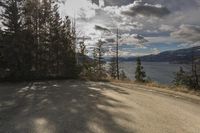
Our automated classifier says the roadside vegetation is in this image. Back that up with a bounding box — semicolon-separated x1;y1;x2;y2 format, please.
0;0;199;94
0;0;79;81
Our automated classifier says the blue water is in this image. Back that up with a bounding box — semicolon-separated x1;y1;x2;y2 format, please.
120;62;191;85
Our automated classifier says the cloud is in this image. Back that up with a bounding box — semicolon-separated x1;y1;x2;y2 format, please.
103;0;134;6
142;0;200;11
105;38;115;43
92;0;200;10
91;0;99;5
133;34;148;42
145;36;178;44
94;25;111;32
171;24;200;43
102;33;148;46
120;34;148;45
116;47;160;57
152;48;160;54
159;24;175;32
59;0;99;19
58;0;200;56
121;0;170;17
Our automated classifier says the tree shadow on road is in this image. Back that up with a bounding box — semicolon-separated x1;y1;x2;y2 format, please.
0;80;135;133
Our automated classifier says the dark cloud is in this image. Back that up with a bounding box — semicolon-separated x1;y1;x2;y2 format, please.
95;25;111;32
121;1;170;17
105;38;115;43
120;34;148;45
133;34;148;43
104;0;134;6
134;34;145;40
77;36;92;40
91;0;99;5
90;0;134;6
171;24;200;43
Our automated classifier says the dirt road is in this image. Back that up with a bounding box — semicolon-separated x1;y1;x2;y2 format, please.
0;80;200;133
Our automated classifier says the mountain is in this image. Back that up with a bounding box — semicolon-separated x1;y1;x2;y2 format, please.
77;53;93;64
120;46;200;63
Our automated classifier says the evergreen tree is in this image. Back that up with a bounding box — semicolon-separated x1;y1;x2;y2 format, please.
60;16;78;78
0;0;27;79
119;70;128;80
94;39;106;79
49;3;62;75
79;39;90;75
191;49;199;89
23;0;41;75
109;57;117;79
0;29;5;77
173;67;187;86
0;0;79;80
79;40;86;57
135;57;146;82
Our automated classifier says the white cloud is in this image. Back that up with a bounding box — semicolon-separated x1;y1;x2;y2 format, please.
152;48;160;54
121;0;170;18
59;0;98;19
159;24;175;32
58;0;200;56
171;24;200;43
145;36;179;45
120;34;148;45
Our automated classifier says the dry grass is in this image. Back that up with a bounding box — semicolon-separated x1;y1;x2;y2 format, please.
80;76;200;97
146;82;200;96
109;79;200;97
170;86;200;96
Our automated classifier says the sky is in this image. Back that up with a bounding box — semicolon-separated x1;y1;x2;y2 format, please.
59;0;200;57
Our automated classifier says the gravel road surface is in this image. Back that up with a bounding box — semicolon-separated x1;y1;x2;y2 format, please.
0;80;200;133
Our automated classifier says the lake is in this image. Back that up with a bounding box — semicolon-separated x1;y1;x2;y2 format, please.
119;62;191;85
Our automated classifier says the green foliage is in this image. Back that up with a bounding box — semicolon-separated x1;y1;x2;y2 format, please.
135;57;146;82
109;57;117;79
0;0;79;80
173;67;188;86
92;40;106;79
119;70;128;80
79;39;107;81
173;66;200;90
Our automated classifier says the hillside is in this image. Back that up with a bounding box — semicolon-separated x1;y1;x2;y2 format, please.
120;46;200;63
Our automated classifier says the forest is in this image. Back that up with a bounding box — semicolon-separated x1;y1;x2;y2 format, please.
0;0;79;80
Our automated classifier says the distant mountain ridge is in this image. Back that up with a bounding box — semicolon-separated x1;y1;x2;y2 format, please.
119;46;200;63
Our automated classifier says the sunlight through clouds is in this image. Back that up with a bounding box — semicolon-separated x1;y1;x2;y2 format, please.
58;0;200;56
59;0;98;18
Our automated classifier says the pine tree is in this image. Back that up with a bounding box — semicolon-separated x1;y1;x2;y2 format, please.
109;57;117;79
135;57;146;82
191;49;199;89
94;39;106;79
0;29;5;77
0;0;79;80
79;40;86;57
49;2;62;75
119;70;128;80
0;0;26;79
79;39;90;75
83;47;101;80
59;16;78;78
23;0;42;77
173;67;187;86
